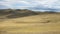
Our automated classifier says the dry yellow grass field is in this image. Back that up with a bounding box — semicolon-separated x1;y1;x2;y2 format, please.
0;13;60;34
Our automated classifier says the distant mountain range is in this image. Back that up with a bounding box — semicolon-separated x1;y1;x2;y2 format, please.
0;9;58;19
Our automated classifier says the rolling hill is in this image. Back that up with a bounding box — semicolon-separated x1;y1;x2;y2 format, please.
0;9;60;34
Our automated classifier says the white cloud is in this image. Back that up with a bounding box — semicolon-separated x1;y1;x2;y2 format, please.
0;0;60;10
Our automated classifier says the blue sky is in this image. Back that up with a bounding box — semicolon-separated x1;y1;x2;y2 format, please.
0;0;60;11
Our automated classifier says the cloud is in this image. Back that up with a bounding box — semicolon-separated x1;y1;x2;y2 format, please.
0;0;60;11
0;0;35;9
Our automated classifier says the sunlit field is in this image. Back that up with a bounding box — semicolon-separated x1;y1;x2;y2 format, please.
0;13;60;34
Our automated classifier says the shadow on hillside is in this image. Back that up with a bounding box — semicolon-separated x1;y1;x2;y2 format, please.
0;9;58;19
6;12;39;19
0;9;39;19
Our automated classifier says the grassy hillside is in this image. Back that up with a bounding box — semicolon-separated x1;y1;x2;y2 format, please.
0;9;39;19
0;9;60;34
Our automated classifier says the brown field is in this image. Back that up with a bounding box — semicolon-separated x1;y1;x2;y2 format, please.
0;13;60;34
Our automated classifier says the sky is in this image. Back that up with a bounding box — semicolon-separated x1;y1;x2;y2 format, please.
0;0;60;11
